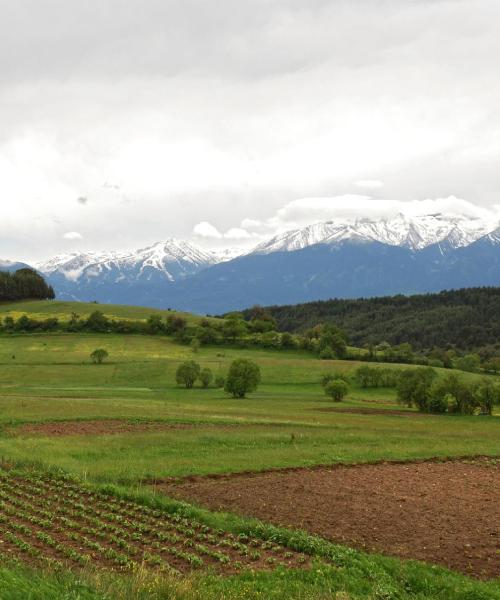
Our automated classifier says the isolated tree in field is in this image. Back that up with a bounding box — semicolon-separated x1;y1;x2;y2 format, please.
324;379;349;402
90;349;108;364
199;368;213;388
176;361;201;388
224;359;261;398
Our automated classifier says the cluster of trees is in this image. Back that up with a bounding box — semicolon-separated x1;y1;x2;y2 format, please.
245;287;500;356
354;365;399;388
0;269;54;302
175;358;261;398
396;368;500;415
321;364;500;415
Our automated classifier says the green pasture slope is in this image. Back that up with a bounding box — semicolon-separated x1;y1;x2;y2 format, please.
0;300;498;599
0;299;220;325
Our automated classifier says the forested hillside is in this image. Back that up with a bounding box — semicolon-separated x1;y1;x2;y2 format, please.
243;287;500;352
0;268;55;302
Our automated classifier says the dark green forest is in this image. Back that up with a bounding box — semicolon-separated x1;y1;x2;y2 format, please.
0;268;55;302
242;287;500;352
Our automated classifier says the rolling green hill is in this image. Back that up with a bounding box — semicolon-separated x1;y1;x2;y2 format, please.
243;287;500;351
0;299;220;325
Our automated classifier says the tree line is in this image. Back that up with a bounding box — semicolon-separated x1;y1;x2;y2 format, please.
240;287;500;355
0;269;55;302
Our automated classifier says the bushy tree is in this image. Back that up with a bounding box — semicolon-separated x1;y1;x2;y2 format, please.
280;332;295;348
319;346;334;360
190;338;201;353
324;379;349;402
199;368;213;389
86;311;109;332
224;359;261;398
214;375;225;388
455;353;481;373
90;349;108;364
176;361;201;388
146;314;164;334
396;367;437;410
222;315;247;342
318;324;347;358
321;372;350;387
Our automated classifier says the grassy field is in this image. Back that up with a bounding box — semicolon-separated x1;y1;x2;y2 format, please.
0;299;220;325
0;332;498;484
0;301;498;598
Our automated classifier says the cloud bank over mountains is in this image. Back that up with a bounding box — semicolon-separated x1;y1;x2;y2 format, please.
1;1;499;261
193;196;500;250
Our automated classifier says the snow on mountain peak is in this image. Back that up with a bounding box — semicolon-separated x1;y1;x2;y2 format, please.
37;239;218;283
252;213;493;255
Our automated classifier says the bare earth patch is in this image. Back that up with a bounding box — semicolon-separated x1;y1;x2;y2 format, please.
157;459;500;578
12;420;197;437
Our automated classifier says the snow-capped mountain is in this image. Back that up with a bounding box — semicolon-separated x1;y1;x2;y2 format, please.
6;213;496;312
252;213;493;255
37;240;218;285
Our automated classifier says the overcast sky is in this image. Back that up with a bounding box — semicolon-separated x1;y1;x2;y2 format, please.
1;0;500;261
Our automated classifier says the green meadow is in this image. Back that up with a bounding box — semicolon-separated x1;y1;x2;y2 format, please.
0;301;498;599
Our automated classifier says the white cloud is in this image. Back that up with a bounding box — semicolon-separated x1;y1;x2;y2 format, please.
193;222;254;241
62;231;83;240
224;227;253;239
355;180;384;190
2;0;500;261
240;218;264;229
193;221;222;239
247;195;500;235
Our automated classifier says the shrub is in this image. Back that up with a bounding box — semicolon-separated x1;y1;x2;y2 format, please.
321;373;350;387
319;346;334;360
175;361;201;389
86;311;109;332
214;375;225;389
199;368;213;389
190;338;201;353
324;379;349;402
224;359;261;398
90;349;108;364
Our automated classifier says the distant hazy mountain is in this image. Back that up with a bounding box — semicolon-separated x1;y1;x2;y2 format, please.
0;260;32;272
7;214;496;313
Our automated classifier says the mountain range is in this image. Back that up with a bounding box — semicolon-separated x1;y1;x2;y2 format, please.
3;213;500;314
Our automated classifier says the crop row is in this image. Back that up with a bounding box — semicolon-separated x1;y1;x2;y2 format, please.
0;473;309;575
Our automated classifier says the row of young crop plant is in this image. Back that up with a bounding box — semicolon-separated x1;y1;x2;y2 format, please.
0;472;309;575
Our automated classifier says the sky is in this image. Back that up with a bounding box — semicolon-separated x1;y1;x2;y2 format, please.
1;0;500;262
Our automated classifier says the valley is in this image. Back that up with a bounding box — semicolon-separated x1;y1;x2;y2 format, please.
0;299;498;598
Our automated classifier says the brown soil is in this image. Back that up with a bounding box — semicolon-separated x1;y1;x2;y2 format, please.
12;420;196;436
10;420;256;437
157;458;500;578
316;407;430;417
